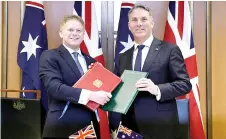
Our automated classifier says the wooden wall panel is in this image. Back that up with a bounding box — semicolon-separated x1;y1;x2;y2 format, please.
136;1;169;40
44;1;74;50
211;2;226;139
193;1;207;134
7;1;21;97
0;1;2;90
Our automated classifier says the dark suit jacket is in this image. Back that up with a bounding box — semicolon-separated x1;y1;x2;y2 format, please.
39;45;99;138
113;38;192;139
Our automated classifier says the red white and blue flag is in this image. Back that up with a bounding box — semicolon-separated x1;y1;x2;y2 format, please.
73;2;110;139
69;124;97;139
164;1;205;139
17;1;48;111
73;1;104;65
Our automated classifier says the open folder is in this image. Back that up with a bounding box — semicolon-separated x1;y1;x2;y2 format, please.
73;62;121;111
102;70;148;114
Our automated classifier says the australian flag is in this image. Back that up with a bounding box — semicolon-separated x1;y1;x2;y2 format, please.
110;1;136;132
117;124;143;139
17;1;48;111
114;2;135;74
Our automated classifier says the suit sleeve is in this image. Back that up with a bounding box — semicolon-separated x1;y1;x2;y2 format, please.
158;46;192;102
39;50;82;104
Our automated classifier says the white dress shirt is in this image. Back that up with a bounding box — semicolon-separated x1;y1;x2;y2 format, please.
63;45;91;105
132;35;161;101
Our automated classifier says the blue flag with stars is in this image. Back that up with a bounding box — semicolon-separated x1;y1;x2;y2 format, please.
17;1;48;111
114;2;135;74
117;124;143;139
110;2;136;132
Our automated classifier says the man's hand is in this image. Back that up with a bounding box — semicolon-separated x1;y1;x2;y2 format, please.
88;63;95;69
135;78;159;96
88;91;112;105
88;62;103;69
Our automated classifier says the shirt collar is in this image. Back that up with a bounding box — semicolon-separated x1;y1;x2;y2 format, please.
63;44;82;56
134;34;154;50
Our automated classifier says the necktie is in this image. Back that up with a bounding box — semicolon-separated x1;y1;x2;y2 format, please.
134;45;145;71
72;52;84;75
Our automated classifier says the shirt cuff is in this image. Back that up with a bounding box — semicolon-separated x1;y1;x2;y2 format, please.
156;86;161;101
78;89;91;105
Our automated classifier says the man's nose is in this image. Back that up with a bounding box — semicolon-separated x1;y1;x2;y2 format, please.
137;20;142;26
72;31;78;36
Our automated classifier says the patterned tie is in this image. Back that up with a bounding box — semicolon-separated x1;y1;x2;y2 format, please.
72;52;84;75
134;45;145;71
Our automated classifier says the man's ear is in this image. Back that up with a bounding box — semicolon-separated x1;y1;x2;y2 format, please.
151;17;154;29
59;30;63;38
151;22;154;29
128;22;131;31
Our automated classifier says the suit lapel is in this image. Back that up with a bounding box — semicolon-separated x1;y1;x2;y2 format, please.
122;46;134;71
142;38;162;72
58;45;83;78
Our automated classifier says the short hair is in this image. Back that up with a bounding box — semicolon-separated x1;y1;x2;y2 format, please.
128;4;152;18
60;15;84;31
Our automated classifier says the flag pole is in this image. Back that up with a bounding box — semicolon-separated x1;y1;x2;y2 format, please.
206;1;212;139
115;121;122;138
91;121;97;138
20;1;25;28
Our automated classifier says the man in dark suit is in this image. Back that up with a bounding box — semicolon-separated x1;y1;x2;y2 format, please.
112;5;192;139
39;15;112;138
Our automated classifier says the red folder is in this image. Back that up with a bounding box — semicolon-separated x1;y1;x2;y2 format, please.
72;62;121;111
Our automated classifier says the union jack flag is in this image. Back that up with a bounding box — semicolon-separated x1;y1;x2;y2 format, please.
164;1;205;139
17;1;48;111
116;124;143;139
73;2;110;139
73;1;104;65
69;124;96;139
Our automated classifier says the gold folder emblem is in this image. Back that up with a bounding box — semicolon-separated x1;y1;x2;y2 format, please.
13;100;26;110
93;79;103;88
